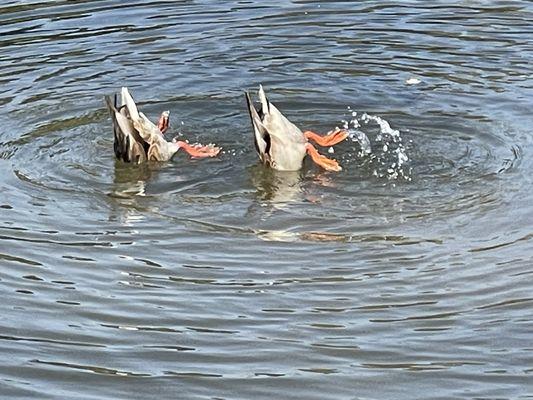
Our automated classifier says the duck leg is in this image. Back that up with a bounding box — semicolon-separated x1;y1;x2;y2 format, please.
157;111;170;134
177;141;221;158
304;129;348;147
305;143;342;171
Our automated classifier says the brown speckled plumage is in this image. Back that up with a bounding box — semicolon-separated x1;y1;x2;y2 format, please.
105;87;178;163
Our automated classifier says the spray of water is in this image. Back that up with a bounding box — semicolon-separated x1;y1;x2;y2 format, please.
341;107;411;181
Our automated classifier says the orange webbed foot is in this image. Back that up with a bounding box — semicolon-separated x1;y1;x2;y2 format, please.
305;143;342;172
157;111;170;135
304;128;349;147
177;141;221;158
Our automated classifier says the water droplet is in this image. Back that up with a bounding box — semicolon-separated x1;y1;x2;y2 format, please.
405;77;421;85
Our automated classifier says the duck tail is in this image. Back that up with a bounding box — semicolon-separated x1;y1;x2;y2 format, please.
245;90;269;159
121;87;140;121
258;84;270;114
105;94;129;161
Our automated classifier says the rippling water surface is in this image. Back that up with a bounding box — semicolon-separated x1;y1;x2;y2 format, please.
1;1;532;399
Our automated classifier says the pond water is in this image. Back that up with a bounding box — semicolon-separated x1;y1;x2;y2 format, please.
1;1;532;399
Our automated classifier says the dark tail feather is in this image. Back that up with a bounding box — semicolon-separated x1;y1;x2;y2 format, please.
245;91;269;158
105;95;130;162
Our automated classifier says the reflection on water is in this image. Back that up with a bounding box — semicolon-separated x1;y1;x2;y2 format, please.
250;166;305;206
1;1;533;399
110;161;152;198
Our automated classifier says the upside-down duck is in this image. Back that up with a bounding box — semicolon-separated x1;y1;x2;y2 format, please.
245;85;347;171
105;87;220;163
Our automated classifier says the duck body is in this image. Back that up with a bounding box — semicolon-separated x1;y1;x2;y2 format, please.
105;87;176;163
105;87;220;163
245;85;305;171
245;85;347;172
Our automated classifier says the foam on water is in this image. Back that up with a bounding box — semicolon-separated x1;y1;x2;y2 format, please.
342;108;411;181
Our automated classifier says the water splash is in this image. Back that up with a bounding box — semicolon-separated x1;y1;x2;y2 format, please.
341;111;372;156
341;108;411;182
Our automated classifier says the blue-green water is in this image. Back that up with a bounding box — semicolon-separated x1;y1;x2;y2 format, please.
0;1;532;399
